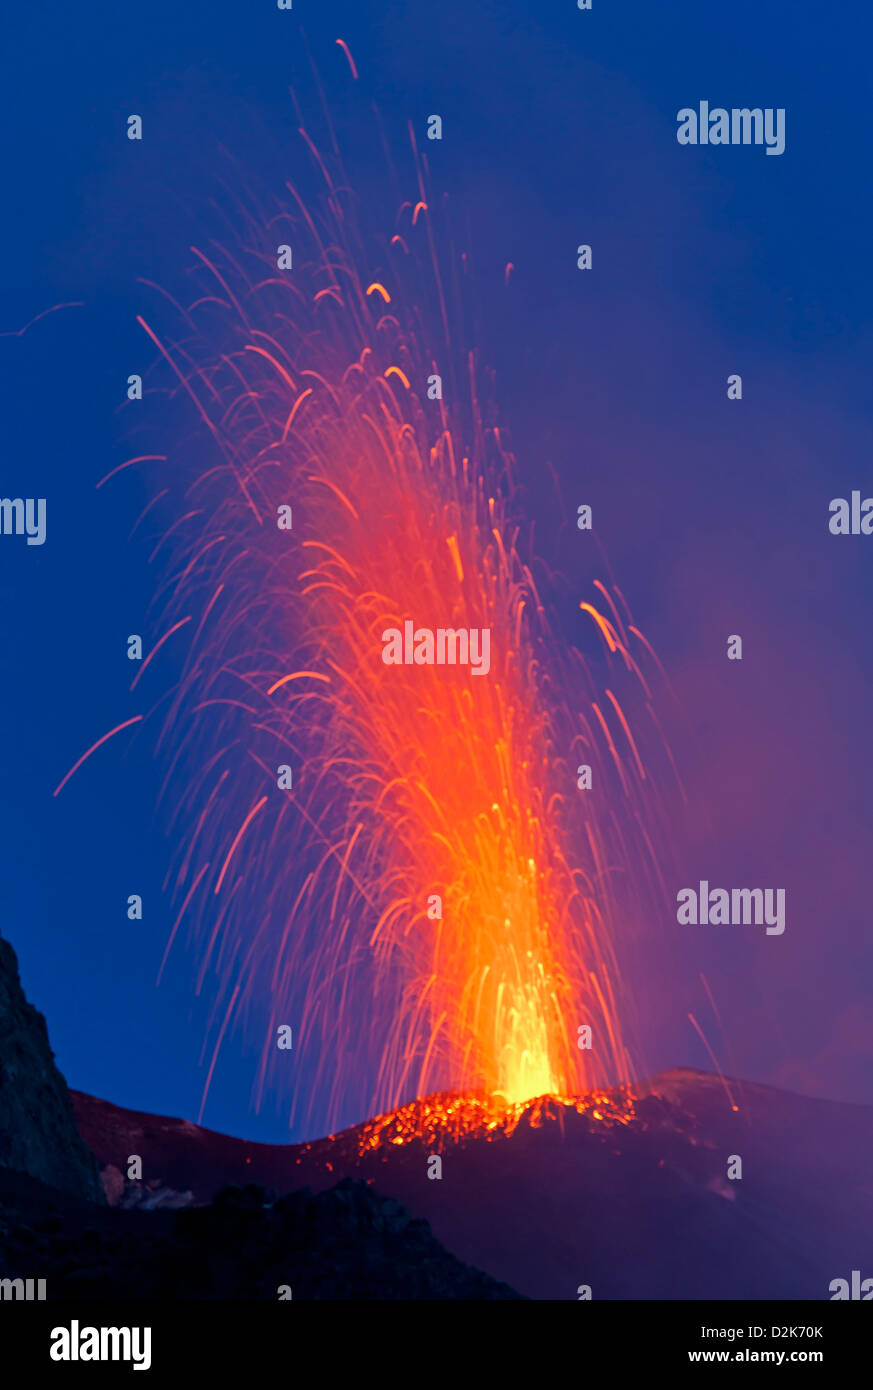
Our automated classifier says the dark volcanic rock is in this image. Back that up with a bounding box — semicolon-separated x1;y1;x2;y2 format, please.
0;933;518;1297
0;931;103;1204
73;1069;873;1298
0;1167;523;1299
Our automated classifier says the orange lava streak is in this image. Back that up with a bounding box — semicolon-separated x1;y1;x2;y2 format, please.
96;455;167;490
130;617;192;690
335;38;359;82
267;670;332;696
53;716;144;797
366;282;391;303
214;796;268;894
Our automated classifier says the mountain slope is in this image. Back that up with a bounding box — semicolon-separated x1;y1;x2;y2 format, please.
72;1069;873;1298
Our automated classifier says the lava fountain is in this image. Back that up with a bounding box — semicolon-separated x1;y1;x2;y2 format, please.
116;92;676;1138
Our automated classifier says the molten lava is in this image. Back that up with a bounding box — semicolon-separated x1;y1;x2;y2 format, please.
114;84;674;1138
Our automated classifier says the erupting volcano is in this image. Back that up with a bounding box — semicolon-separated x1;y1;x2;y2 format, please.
93;68;678;1143
5;7;868;1324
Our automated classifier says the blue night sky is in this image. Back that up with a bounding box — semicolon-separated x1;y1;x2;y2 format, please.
1;1;871;1142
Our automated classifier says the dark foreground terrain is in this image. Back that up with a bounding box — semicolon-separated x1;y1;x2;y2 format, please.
70;1070;873;1300
0;929;517;1299
3;927;871;1299
0;1164;521;1299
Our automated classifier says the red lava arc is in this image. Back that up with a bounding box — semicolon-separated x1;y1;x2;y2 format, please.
89;92;677;1139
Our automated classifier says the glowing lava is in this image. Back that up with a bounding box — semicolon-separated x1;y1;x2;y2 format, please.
351;1087;637;1156
114;88;674;1137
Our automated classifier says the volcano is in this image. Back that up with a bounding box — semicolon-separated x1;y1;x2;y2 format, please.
71;1070;873;1300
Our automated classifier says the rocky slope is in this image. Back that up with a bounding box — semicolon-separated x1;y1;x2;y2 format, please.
0;1165;522;1299
5;921;870;1300
72;1070;873;1299
0;929;520;1298
0;931;103;1203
